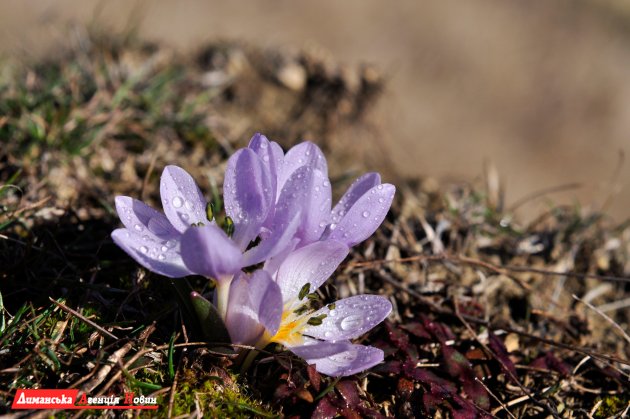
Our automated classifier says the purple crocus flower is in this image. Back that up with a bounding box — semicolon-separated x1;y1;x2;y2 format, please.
111;133;396;370
113;134;395;279
111;166;242;280
202;133;396;269
223;239;392;377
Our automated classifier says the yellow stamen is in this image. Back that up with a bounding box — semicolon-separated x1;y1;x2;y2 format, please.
270;310;309;347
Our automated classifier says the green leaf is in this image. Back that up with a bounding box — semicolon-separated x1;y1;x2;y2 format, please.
190;292;234;354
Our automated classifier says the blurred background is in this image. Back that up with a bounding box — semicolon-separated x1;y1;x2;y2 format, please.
2;0;630;220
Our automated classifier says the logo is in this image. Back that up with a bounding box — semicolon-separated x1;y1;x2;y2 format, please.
11;389;159;410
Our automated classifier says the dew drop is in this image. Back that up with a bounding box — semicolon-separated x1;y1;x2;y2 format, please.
140;246;149;254
324;331;332;338
161;245;169;252
181;213;189;221
323;180;330;187
377;184;383;190
328;309;337;317
319;221;326;228
378;197;384;203
340;315;363;331
172;196;184;208
165;240;176;248
329;223;337;230
158;254;166;260
263;155;270;162
134;224;144;232
260;141;268;149
362;211;370;218
184;200;194;210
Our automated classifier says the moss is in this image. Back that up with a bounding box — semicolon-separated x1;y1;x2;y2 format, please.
594;394;629;418
169;370;277;418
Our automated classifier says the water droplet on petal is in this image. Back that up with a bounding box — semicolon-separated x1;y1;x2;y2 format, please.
181;213;189;221
165;240;176;248
184;200;194;210
140;246;149;254
378;197;384;203
161;245;169;252
329;223;337;230
158;254;166;260
319;221;326;228
377;184;383;190
362;211;370;218
324;331;332;338
172;197;184;208
134;224;143;232
260;141;268;149
323;180;330;187
340;315;363;331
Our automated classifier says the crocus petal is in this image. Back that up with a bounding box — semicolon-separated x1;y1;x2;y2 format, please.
275;240;349;304
111;228;191;278
288;339;352;358
180;225;243;279
242;211;302;266
330;173;381;224
328;183;395;247
278;141;327;192
115;196;179;239
160;165;209;233
274;165;331;245
303;295;392;341
225;271;283;344
223;148;273;248
248;133;284;206
294;343;385;377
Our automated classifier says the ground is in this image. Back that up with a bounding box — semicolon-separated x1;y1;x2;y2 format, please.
0;32;629;418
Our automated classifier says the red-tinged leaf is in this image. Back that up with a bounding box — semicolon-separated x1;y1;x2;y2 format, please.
402;358;419;379
397;377;415;398
312;397;340;419
372;340;399;358
414;369;458;394
456;300;485;319
442;344;471;377
274;383;293;400
336;380;360;407
385;321;409;350
488;331;518;383
530;352;571;375
307;365;322;392
452;407;481;419
400;322;432;339
356;405;387;419
465;348;488;361
340;407;362;419
423;317;456;342
461;371;490;410
422;391;443;411
374;359;402;374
